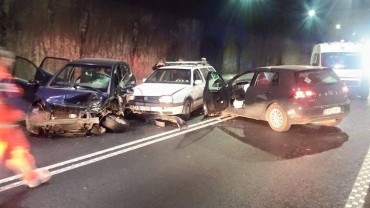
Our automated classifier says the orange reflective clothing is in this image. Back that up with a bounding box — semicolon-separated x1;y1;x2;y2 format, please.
0;65;38;183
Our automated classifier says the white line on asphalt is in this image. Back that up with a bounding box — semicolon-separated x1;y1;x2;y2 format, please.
345;147;370;208
0;115;228;185
0;115;235;192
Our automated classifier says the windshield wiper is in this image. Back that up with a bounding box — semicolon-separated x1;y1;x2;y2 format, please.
73;83;101;92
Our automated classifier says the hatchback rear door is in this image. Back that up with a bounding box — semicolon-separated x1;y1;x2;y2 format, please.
294;69;348;106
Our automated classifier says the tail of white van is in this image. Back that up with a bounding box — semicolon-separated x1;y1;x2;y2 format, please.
310;41;369;99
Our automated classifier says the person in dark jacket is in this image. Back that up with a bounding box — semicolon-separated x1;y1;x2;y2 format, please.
152;57;165;71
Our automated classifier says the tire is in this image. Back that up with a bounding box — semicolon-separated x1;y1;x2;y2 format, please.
123;108;135;120
320;118;342;127
101;114;130;132
266;103;291;132
181;99;192;121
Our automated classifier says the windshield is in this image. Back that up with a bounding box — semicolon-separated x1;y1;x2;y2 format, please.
321;52;362;69
49;65;112;92
146;68;191;84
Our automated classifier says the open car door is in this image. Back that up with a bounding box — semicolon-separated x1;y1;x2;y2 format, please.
37;57;70;85
13;56;69;101
203;71;230;115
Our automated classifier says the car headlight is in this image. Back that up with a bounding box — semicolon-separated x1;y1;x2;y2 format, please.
127;94;135;101
159;95;173;103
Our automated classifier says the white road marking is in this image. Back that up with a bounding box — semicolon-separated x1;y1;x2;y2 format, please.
0;115;227;185
0;115;235;192
345;147;370;208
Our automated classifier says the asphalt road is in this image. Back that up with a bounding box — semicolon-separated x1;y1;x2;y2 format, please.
0;98;370;208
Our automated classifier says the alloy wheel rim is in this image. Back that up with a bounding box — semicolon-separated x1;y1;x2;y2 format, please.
270;108;283;128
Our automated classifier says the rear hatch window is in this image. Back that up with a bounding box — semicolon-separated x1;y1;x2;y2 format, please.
296;69;339;86
295;69;346;105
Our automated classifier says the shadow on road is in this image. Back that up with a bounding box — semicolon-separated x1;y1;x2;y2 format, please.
218;117;349;159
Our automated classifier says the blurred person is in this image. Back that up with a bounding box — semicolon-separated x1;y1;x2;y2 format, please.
0;48;50;188
200;57;208;65
152;57;165;71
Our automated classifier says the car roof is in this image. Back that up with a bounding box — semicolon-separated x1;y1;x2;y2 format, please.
258;65;329;71
69;58;127;66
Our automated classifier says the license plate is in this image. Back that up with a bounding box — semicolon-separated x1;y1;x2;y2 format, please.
323;107;341;115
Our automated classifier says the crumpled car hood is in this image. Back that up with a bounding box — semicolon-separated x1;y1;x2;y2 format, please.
37;88;105;109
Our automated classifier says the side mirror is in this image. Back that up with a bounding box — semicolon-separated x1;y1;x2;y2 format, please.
142;78;147;83
194;80;203;85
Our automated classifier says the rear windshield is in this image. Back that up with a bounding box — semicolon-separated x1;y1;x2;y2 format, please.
295;69;339;86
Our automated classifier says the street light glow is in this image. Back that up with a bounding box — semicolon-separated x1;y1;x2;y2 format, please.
308;9;315;17
336;24;341;30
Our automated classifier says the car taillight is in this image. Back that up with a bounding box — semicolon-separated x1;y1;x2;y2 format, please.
294;89;317;99
342;86;349;94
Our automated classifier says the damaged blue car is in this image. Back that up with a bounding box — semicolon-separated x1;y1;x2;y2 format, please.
26;58;136;136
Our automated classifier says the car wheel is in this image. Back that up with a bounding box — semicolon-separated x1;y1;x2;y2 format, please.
101;114;130;132
181;99;192;121
320;118;342;127
266;104;291;132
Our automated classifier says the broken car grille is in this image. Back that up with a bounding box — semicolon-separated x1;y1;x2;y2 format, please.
134;96;160;103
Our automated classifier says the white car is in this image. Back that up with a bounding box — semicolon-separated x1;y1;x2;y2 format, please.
127;61;216;120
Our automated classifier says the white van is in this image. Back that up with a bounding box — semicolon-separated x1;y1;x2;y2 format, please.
310;41;369;99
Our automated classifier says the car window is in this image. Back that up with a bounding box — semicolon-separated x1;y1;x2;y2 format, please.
234;73;254;83
255;72;275;87
296;69;339;86
118;63;131;88
40;58;69;74
13;57;37;81
321;52;362;69
200;68;210;79
207;72;224;91
271;73;279;86
146;68;191;84
311;53;319;66
193;69;203;81
49;65;112;92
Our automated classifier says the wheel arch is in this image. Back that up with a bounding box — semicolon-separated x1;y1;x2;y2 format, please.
30;98;47;108
182;96;194;108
